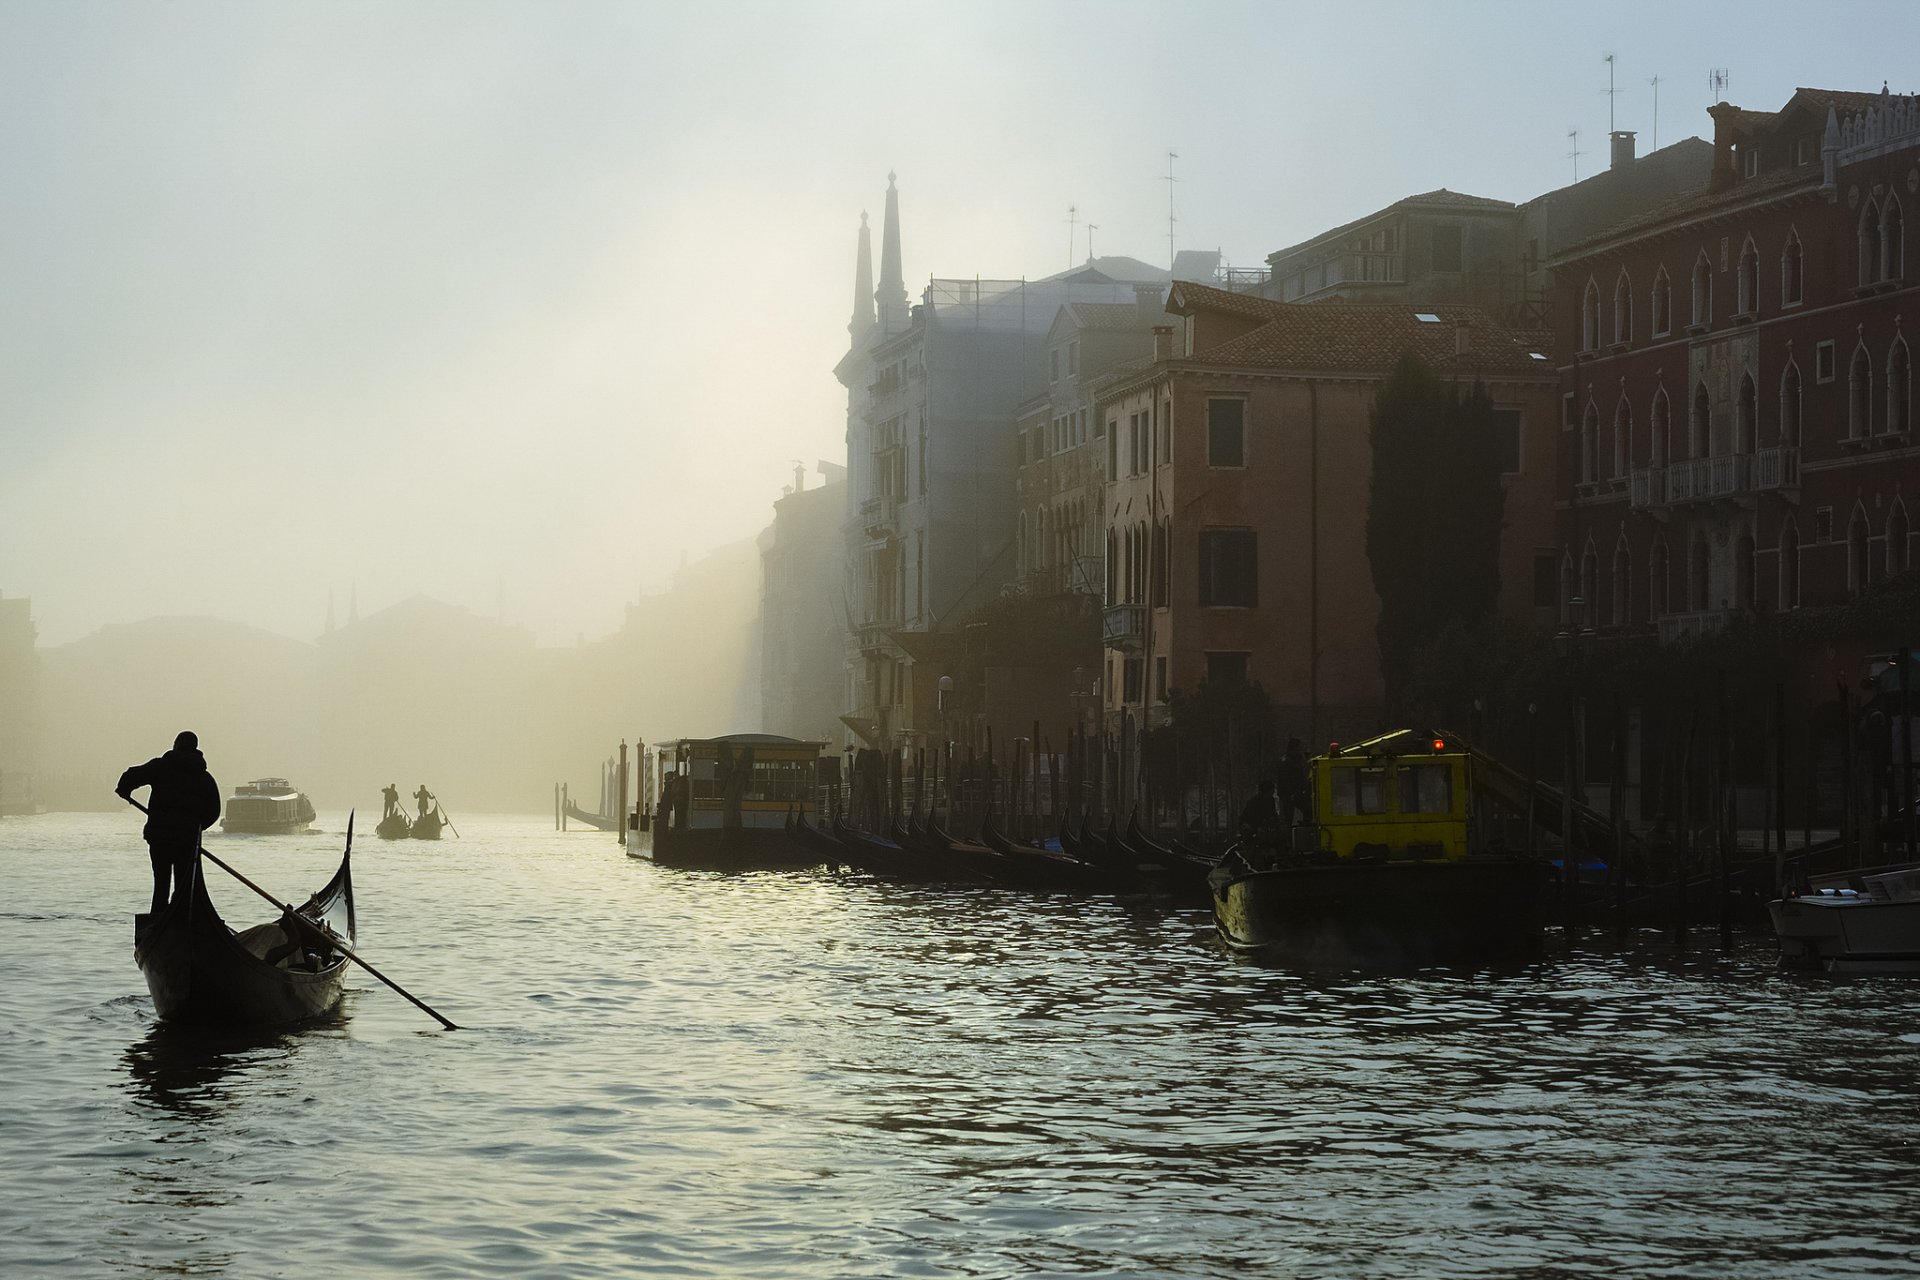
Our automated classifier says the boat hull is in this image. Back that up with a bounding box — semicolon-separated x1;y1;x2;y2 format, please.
133;853;353;1026
1212;857;1548;967
1770;894;1920;973
629;822;824;872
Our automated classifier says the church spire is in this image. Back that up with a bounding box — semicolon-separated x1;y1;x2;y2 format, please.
850;210;875;349
876;171;908;337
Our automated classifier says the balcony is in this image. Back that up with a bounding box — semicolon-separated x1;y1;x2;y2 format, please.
1102;603;1146;651
855;619;899;655
859;494;900;539
1628;447;1799;511
1657;609;1734;645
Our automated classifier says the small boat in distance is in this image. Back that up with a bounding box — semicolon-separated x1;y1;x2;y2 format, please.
221;778;317;834
375;811;411;840
133;835;356;1025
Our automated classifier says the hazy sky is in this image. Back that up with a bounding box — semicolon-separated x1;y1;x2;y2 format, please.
1;1;1907;646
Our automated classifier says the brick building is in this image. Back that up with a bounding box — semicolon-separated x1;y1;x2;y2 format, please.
1550;86;1918;640
1093;282;1562;756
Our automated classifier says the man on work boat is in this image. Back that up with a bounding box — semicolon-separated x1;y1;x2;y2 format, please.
116;731;222;914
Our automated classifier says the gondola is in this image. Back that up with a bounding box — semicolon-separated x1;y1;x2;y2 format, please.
979;816;1106;891
133;835;356;1026
409;807;445;840
375;812;411;840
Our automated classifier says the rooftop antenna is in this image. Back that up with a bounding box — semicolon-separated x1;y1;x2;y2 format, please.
1648;74;1661;149
1086;223;1098;262
1603;53;1619;134
1164;149;1179;270
1066;204;1077;272
1707;68;1729;105
1566;128;1584;183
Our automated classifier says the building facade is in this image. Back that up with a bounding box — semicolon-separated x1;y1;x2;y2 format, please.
759;461;849;743
1550;86;1919;640
1094;283;1562;747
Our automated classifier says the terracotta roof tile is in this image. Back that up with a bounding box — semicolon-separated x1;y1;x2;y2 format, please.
1067;302;1155;332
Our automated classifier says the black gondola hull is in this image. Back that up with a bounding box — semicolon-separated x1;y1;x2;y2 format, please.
132;851;353;1026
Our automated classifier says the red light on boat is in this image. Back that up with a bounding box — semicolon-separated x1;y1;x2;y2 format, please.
1432;737;1446;751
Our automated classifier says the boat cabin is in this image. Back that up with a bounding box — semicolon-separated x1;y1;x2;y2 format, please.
650;734;825;833
1312;730;1472;861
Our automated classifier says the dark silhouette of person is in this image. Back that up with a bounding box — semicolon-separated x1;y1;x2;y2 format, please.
414;784;434;820
116;731;222;914
382;783;401;819
1239;780;1280;834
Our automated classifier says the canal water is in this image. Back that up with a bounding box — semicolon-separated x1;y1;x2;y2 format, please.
2;811;1917;1278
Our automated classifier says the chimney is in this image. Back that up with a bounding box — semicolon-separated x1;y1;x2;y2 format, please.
1152;325;1175;360
1609;130;1636;171
1707;102;1740;192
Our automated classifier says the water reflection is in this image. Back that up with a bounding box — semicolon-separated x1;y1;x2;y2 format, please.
121;1017;327;1118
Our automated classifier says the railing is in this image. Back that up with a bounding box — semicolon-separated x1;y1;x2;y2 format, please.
855;619;898;654
1657;610;1733;645
1631;448;1798;510
859;494;900;535
1101;603;1146;651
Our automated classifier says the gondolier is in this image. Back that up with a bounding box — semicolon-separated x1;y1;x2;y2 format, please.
115;731;222;914
414;783;434;820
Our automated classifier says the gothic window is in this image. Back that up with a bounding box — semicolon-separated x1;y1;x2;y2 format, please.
1651;387;1671;465
1885;198;1906;282
1737;237;1760;315
1781;229;1804;305
1851;345;1874;438
1848;507;1873;592
1861;199;1883;286
1889;336;1912;435
1691;252;1713;327
1559;554;1574;625
1580;544;1598;613
1780;362;1803;446
1613;271;1632;344
1736;374;1757;452
1736;530;1756;610
1690;384;1711;459
1889;501;1911;578
1581;280;1601;352
1104;527;1117;603
1613;398;1632;476
1581;404;1600;482
1779;520;1801;610
1652;268;1672;336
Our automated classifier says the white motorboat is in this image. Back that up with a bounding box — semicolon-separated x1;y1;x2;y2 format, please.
1770;863;1920;974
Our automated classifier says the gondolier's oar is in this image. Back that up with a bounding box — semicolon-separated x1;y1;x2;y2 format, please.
126;798;459;1030
436;802;461;839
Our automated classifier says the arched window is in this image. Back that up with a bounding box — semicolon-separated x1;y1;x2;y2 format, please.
1581;280;1601;352
1848;507;1872;592
1890;336;1912;435
1691;252;1713;326
1779;362;1802;446
1613;271;1632;344
1652;267;1672;335
1613;397;1632;476
1581;403;1600;483
1104;527;1117;603
1559;554;1574;626
1649;539;1670;618
1611;540;1632;628
1885;197;1906;282
1781;229;1804;305
1580;543;1598;613
1861;199;1883;286
1889;501;1911;578
1690;383;1711;459
1737;237;1759;315
1689;534;1711;611
1736;530;1756;610
1018;511;1028;574
1851;345;1874;438
1651;387;1671;466
1153;515;1170;606
1736;373;1757;452
1779;520;1800;610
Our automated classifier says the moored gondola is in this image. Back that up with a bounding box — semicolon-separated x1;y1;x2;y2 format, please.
133;836;356;1026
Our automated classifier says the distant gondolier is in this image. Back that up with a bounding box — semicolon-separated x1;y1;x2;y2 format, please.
414;784;434;820
116;731;222;914
382;783;401;819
